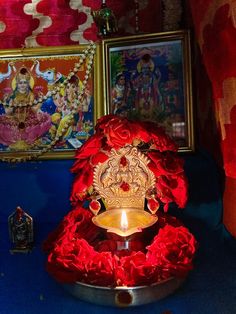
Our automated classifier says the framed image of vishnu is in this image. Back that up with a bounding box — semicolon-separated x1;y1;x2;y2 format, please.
102;30;195;152
0;44;102;160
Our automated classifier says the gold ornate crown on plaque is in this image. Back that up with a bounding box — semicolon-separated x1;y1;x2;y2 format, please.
91;145;158;236
93;145;156;211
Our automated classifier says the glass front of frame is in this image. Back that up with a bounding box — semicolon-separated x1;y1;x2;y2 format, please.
0;45;101;159
102;31;194;152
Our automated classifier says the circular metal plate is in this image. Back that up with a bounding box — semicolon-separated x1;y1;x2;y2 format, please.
63;277;185;307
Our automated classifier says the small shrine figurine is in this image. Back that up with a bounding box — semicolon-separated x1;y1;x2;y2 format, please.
8;206;33;253
92;0;118;38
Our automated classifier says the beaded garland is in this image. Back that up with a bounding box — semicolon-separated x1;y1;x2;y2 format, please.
134;0;140;33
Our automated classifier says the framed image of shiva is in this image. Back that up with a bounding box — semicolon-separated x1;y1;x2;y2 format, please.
102;30;195;152
0;44;102;160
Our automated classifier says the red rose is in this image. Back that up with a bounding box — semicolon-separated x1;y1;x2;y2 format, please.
46;238;97;283
69;158;88;175
66;208;98;242
72;239;97;264
44;206;99;260
43;222;69;253
156;174;188;209
147;151;188;210
71;133;103;172
90;151;109;166
148;151;185;176
131;121;151;143
137;121;178;152
147;225;197;277
95;114;117;133
155;177;174;212
170;174;188;208
63;206;92;227
85;252;117;286
116;252;159;286
97;116;137;149
70;162;94;204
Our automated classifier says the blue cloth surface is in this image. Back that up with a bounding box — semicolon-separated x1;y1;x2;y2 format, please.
0;151;236;314
0;224;235;314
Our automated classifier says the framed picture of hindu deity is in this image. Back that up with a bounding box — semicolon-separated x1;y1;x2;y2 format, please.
102;30;195;152
0;44;103;161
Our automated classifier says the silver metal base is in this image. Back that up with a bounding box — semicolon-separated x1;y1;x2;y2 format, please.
63;277;185;307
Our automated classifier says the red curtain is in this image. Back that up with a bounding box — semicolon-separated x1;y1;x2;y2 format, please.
189;0;236;237
0;0;161;48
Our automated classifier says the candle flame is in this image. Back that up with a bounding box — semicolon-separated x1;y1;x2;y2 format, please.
121;210;128;231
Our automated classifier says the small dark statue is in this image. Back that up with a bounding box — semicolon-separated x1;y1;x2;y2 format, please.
92;1;118;38
8;206;33;253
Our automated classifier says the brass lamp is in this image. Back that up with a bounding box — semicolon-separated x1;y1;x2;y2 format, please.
91;146;158;237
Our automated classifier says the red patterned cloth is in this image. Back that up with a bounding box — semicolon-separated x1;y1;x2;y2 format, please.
189;0;236;236
0;0;161;48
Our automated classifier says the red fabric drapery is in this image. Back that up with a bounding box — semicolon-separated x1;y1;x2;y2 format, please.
0;0;161;48
189;0;236;237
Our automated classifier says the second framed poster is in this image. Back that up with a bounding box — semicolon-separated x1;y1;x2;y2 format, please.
102;30;195;152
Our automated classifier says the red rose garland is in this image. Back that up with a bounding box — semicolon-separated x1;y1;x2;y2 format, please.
70;114;188;212
44;115;197;287
44;206;197;286
147;225;197;277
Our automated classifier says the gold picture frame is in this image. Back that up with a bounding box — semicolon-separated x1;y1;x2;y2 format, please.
0;44;103;160
101;30;195;152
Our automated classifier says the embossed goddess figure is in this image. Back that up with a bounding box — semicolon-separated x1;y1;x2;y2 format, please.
0;66;51;150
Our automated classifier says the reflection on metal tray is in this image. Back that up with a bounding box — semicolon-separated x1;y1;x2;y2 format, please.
63;276;185;307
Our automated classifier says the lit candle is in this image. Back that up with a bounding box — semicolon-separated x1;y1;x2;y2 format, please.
121;210;128;232
117;210;129;251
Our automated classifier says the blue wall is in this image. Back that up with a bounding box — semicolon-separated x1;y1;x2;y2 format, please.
0;159;75;247
0;150;224;242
